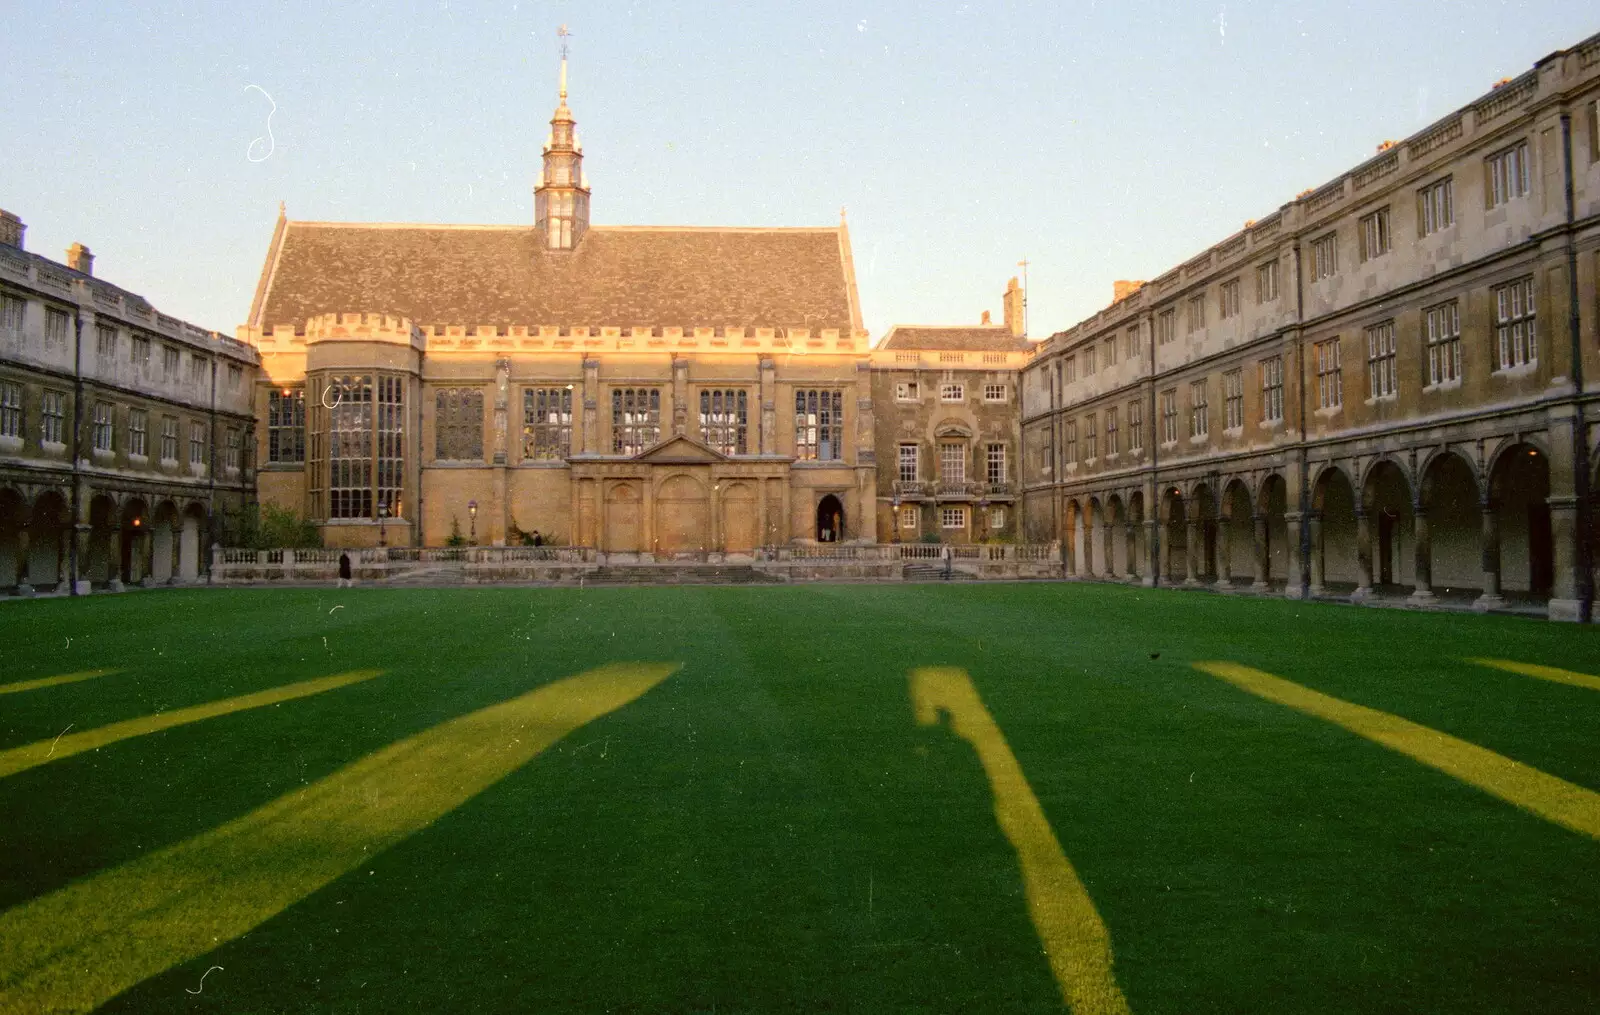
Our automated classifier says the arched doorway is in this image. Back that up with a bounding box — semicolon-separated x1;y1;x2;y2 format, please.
1311;466;1359;593
87;495;118;587
1126;491;1146;582
1258;474;1289;588
30;491;68;590
1220;479;1254;588
1105;494;1126;577
656;474;709;555
1062;499;1081;575
1162;487;1187;582
151;501;178;583
815;494;845;543
0;487;24;591
1419;452;1481;596
178;504;206;582
1192;483;1217;582
1361;459;1413;594
120;498;150;585
1488;444;1552;599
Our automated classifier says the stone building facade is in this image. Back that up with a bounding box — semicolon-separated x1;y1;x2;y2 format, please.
244;60;876;556
0;210;258;593
870;283;1033;543
1021;32;1600;620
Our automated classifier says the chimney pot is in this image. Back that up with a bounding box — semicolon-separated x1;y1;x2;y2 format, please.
981;310;991;325
67;242;93;276
0;210;23;250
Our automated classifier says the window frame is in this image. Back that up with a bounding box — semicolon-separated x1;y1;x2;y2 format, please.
1365;320;1397;399
1418;177;1454;236
1314;339;1344;410
1424;300;1462;387
1493;277;1536;370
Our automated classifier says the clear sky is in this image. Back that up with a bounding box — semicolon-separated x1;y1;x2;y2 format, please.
2;2;1595;342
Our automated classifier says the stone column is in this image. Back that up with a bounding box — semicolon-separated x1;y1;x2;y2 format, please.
1215;515;1233;590
1184;518;1200;585
106;528;124;593
1472;501;1504;612
1547;494;1583;621
581;357;600;454
1142;518;1159;587
1103;517;1117;578
1157;522;1170;582
1352;508;1374;601
759;357;777;455
14;529;32;596
1251;514;1269;591
1409;505;1436;605
1082;517;1095;577
1125;518;1139;582
1307;513;1324;597
1284;512;1306;599
641;479;656;561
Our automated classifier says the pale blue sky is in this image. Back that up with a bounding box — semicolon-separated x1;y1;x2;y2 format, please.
2;2;1595;340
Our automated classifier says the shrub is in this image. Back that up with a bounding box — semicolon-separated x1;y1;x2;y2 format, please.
446;517;466;547
225;502;322;549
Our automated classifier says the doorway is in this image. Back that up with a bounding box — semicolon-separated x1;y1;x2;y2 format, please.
816;494;844;543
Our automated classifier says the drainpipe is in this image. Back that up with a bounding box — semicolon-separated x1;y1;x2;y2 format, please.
1294;237;1311;597
1561;112;1593;622
68;300;84;595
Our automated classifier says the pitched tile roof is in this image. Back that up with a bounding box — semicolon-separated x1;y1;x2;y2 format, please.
878;325;1036;353
253;222;857;332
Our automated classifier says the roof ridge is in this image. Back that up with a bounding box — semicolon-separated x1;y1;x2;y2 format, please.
283;221;841;234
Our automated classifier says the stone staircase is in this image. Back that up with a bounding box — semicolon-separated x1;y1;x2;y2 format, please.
902;563;978;582
574;564;787;586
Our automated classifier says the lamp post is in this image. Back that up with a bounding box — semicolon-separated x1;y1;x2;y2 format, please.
467;499;478;546
377;498;388;548
891;494;901;544
978;495;990;543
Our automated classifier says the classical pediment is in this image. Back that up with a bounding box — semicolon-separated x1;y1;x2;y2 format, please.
633;434;727;463
933;418;974;439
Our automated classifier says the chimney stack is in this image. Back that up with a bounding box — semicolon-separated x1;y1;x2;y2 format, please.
1113;280;1145;303
0;210;23;250
67;243;93;276
980;310;992;325
1002;277;1024;338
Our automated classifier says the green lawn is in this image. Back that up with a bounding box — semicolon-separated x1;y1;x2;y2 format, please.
1;584;1597;1014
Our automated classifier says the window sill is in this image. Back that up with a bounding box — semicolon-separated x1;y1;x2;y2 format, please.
1422;378;1463;394
1313;405;1343;418
92;448;115;462
1493;362;1538;380
1363;394;1399;406
0;435;23;453
128;453;149;465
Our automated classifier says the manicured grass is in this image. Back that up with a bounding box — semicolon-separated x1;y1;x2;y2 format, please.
1;584;1597;1013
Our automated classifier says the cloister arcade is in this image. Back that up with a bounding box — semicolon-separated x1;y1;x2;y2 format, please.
0;483;209;594
1058;443;1584;610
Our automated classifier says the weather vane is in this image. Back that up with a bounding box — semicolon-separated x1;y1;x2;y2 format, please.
558;24;572;60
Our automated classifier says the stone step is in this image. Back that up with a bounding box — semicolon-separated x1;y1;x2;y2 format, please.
903;563;977;582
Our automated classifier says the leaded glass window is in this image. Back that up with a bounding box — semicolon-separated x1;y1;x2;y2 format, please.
524;387;572;460
699;389;747;455
268;388;305;463
612;388;660;455
435;387;484;461
329;375;374;519
794;389;843;461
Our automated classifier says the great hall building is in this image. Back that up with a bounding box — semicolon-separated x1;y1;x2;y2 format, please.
245;60;890;555
1020;32;1600;620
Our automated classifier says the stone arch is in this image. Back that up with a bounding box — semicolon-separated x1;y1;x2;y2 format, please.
657;473;710;555
177;502;208;582
1191;481;1218;581
1161;485;1187;582
1218;477;1255;588
1361;458;1414;590
1083;495;1103;576
1487;443;1552;597
86;494;119;587
720;481;757;555
1257;473;1289;588
1062;498;1082;576
29;490;69;590
1419;450;1482;594
0;486;26;591
1105;492;1127;577
151;500;180;583
1310;463;1359;591
119;497;151;585
815;492;846;544
1126;490;1146;581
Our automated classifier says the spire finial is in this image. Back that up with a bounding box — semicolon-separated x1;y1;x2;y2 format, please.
557;24;571;99
278;200;286;218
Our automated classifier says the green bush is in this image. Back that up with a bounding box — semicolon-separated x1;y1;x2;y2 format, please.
226;503;322;549
446;517;467;547
919;532;942;544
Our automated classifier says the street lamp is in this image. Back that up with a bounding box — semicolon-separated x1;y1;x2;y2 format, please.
978;495;990;542
467;499;478;546
377;498;388;547
891;494;901;544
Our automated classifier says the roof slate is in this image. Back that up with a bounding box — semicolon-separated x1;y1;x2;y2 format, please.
878;325;1035;353
255;223;856;332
